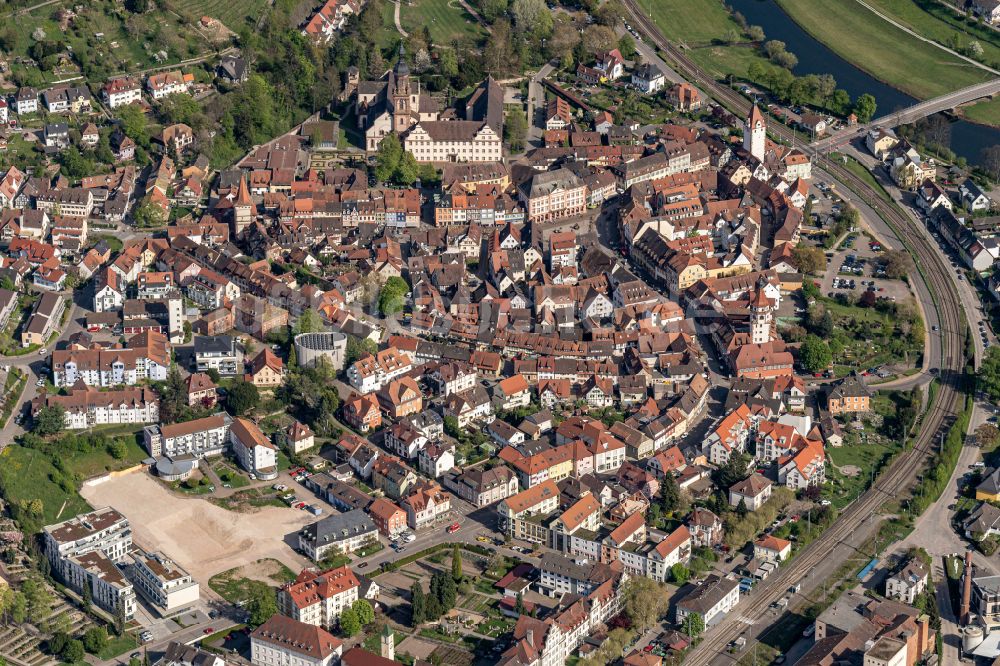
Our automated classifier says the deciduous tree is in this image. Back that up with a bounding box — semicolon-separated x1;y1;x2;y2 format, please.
791;246;826;275
378;276;409;315
226;380;260;416
246;581;277;626
504;107;528;153
854;93;877;122
980;347;1000;401
339;608;361;637
622;577;668;631
352;599;375;625
34;406;65;436
581;25;617;53
800;335;833;374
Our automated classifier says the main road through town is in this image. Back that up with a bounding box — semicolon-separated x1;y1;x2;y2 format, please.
618;3;970;663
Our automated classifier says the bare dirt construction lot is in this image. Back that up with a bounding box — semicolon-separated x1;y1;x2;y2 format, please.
80;471;312;583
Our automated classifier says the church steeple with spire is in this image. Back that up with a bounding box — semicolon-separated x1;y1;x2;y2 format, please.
391;45;414;133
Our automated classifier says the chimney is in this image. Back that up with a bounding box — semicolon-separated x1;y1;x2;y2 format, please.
526;629;534;648
961;550;974;625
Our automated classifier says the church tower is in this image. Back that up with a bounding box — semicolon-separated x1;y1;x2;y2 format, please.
380;624;395;661
744;103;766;162
391;46;413;133
749;278;775;345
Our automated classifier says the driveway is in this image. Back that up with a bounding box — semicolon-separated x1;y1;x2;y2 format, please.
526;63;555;148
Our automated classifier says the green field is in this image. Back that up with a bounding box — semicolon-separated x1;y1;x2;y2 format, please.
864;0;1000;66
645;0;745;45
0;446;92;525
644;0;812;101
97;634;139;660
775;0;993;100
0;435;148;526
167;0;270;30
688;43;782;83
400;0;487;46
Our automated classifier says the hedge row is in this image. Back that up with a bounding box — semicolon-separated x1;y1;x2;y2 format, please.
377;542;492;574
911;394;973;515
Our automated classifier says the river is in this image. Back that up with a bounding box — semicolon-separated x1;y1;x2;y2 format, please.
727;0;1000;166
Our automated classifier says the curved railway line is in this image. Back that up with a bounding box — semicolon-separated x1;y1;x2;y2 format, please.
618;3;970;663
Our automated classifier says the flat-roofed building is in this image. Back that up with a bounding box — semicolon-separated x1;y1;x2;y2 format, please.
44;507;135;619
64;550;136;620
128;549;200;614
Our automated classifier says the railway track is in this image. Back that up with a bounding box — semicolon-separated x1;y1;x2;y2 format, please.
619;3;970;663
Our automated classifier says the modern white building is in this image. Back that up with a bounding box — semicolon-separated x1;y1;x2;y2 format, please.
64;551;137;621
128;550;200;614
44;507;131;567
194;336;240;376
44;508;135;619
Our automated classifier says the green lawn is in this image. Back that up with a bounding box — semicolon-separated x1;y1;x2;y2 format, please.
213;460;251;489
960;98;1000;127
688;43;783;83
97;634;139;660
869;0;1000;63
399;0;487;46
775;0;993;100
0;446;92;525
66;439;148;479
824;440;900;509
640;0;792;94
644;0;746;45
91;234;124;254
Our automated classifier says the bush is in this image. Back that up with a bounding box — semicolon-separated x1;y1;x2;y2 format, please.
82;627;108;654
